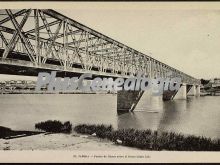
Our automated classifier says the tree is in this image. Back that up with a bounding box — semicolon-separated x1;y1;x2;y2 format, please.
200;79;210;85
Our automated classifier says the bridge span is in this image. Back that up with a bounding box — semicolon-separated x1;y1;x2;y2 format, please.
0;9;201;111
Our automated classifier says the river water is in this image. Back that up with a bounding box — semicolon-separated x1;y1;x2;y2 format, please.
0;94;219;139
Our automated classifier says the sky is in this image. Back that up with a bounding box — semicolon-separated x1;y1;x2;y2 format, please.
0;3;220;80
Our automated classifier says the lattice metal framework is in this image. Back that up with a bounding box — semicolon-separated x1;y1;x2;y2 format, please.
0;9;200;84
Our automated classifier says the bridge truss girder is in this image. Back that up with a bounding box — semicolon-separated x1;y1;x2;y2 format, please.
0;9;199;85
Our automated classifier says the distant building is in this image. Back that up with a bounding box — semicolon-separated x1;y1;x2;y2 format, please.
0;80;36;92
214;78;220;83
209;78;220;88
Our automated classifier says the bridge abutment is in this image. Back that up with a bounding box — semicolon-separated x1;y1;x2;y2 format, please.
163;83;187;100
186;85;200;96
173;83;187;100
196;85;200;96
117;90;144;112
117;89;162;112
162;90;176;101
187;85;196;96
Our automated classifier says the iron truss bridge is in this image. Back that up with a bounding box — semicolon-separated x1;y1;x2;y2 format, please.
0;9;200;85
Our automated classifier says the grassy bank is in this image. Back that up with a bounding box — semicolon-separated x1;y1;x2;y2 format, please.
0;126;41;139
35;120;72;133
74;124;220;151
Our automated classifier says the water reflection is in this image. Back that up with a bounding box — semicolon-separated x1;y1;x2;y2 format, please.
118;96;164;131
158;99;188;132
118;96;220;139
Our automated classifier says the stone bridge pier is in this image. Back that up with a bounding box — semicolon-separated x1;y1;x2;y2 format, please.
117;83;201;112
187;85;201;96
162;83;201;100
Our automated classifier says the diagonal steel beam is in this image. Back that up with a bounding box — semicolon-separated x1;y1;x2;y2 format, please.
79;41;110;50
34;9;40;64
89;46;119;54
39;10;63;64
0;25;14;33
0;9;27;25
56;29;81;39
6;9;36;63
45;21;62;60
67;25;85;68
0;31;8;47
26;20;60;34
2;9;32;59
0;25;78;52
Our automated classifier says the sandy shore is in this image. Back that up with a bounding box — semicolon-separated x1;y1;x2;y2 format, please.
0;132;137;150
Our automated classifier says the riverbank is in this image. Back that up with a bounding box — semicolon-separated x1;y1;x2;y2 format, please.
1;122;220;151
0;132;137;150
74;124;220;151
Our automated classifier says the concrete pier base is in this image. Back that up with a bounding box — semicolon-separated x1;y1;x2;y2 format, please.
187;85;196;96
117;83;198;111
173;83;187;100
134;89;163;111
162;90;177;101
196;85;200;96
117;90;144;112
117;89;163;112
